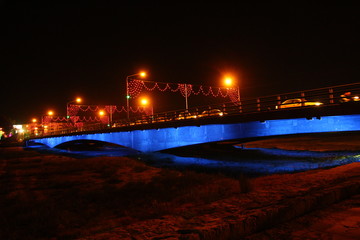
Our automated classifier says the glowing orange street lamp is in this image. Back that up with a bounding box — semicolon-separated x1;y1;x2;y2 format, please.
99;110;111;126
223;76;240;102
140;98;148;105
139;97;153;115
139;71;147;78
126;71;147;119
67;97;82;118
224;77;233;87
32;118;37;123
41;110;54;130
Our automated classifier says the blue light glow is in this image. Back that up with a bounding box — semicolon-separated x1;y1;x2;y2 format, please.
31;114;360;152
137;150;360;175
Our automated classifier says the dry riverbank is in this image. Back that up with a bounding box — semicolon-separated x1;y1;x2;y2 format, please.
243;131;360;152
0;131;359;239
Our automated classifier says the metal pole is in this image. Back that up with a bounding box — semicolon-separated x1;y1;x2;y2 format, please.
66;103;69;126
126;76;129;119
66;103;69;118
237;86;241;102
109;105;113;126
66;100;76;126
185;84;188;111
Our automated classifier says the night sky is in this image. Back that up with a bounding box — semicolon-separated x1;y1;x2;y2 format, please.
1;2;359;124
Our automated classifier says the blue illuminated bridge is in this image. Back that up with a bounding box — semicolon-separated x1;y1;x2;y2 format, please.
29;83;360;152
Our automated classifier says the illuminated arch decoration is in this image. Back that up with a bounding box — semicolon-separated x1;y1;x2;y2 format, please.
68;104;146;115
128;80;240;103
43;115;102;124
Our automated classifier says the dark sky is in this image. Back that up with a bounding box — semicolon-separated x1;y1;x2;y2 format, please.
1;2;359;123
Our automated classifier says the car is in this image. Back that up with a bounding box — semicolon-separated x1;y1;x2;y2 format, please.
276;98;323;109
176;112;197;120
340;92;360;103
199;109;225;117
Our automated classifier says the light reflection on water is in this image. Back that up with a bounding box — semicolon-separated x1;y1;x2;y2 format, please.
27;144;360;175
137;148;360;175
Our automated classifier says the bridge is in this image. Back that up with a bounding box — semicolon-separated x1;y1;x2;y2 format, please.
28;83;360;152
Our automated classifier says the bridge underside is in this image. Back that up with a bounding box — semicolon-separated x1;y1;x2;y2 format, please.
30;114;360;152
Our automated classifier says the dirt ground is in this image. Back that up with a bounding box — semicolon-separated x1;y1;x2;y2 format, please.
243;131;360;239
245;195;360;240
243;131;360;152
0;131;359;239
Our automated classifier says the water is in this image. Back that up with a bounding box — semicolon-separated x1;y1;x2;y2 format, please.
25;142;141;158
25;142;360;176
138;148;360;176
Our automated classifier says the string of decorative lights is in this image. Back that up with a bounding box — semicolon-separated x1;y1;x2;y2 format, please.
43;116;103;123
74;116;102;122
42;116;68;123
68;104;146;115
128;79;239;101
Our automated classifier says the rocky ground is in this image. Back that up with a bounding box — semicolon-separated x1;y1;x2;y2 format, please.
0;131;359;239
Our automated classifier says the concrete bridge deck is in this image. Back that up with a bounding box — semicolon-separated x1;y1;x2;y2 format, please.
29;103;360;152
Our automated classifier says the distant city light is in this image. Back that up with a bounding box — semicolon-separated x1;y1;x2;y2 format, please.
13;125;23;134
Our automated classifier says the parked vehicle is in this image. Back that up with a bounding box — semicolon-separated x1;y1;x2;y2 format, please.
276;98;323;109
340;92;360;103
176;111;197;120
199;109;225;117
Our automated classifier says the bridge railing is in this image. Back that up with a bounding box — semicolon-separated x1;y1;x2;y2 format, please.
116;82;360;125
32;82;360;137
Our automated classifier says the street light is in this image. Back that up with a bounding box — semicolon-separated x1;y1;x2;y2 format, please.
140;98;148;105
41;110;54;135
139;97;153;115
126;71;147;119
30;118;38;136
223;76;240;102
98;110;110;126
66;97;82;118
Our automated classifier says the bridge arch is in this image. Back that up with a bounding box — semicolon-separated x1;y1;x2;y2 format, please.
54;139;130;150
29;114;360;152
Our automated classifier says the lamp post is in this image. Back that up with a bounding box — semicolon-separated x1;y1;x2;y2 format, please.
224;77;240;102
42;110;54;135
99;110;110;127
108;105;113;127
126;71;146;119
66;97;82;118
31;118;37;137
140;97;153;115
184;84;189;111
